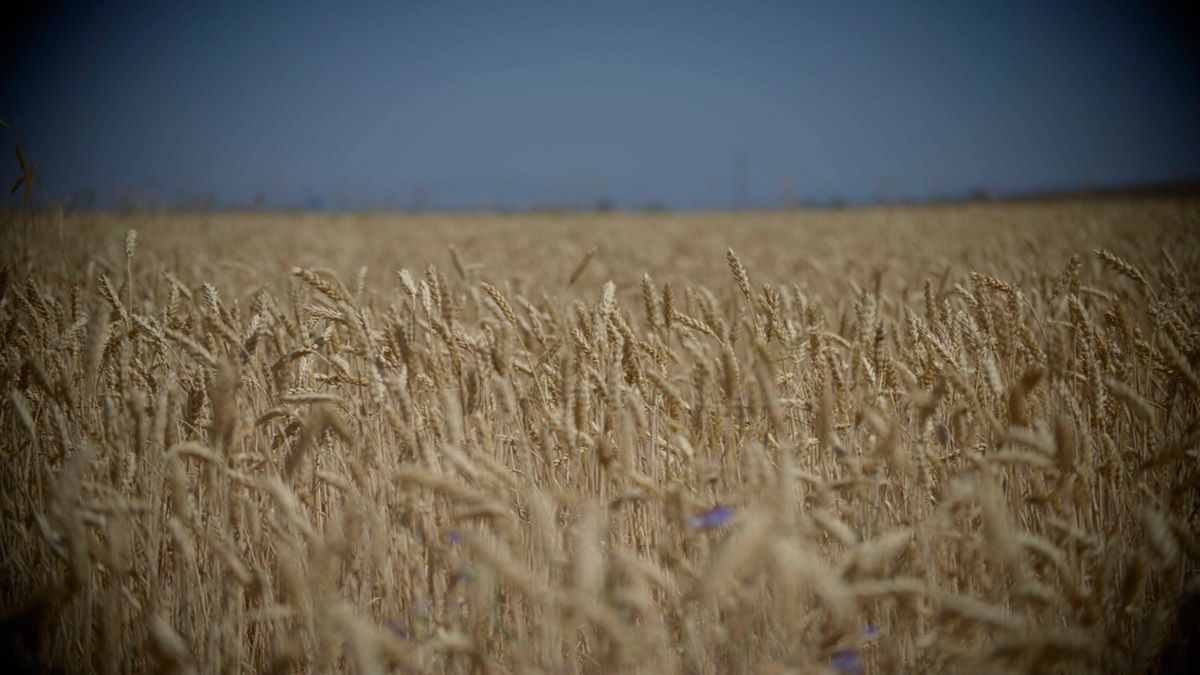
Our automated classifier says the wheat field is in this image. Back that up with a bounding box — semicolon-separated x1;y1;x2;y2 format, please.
1;200;1198;673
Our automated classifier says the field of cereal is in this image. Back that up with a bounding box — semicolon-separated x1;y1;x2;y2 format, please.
1;199;1198;673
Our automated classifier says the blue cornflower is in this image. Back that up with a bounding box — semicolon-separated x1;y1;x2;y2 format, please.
688;505;735;530
830;649;862;673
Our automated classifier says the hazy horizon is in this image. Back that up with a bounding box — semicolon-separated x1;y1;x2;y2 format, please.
3;0;1199;211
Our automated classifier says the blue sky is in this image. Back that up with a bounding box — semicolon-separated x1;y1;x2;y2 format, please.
2;0;1198;210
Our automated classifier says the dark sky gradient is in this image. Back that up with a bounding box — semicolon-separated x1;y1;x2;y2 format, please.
2;0;1198;210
